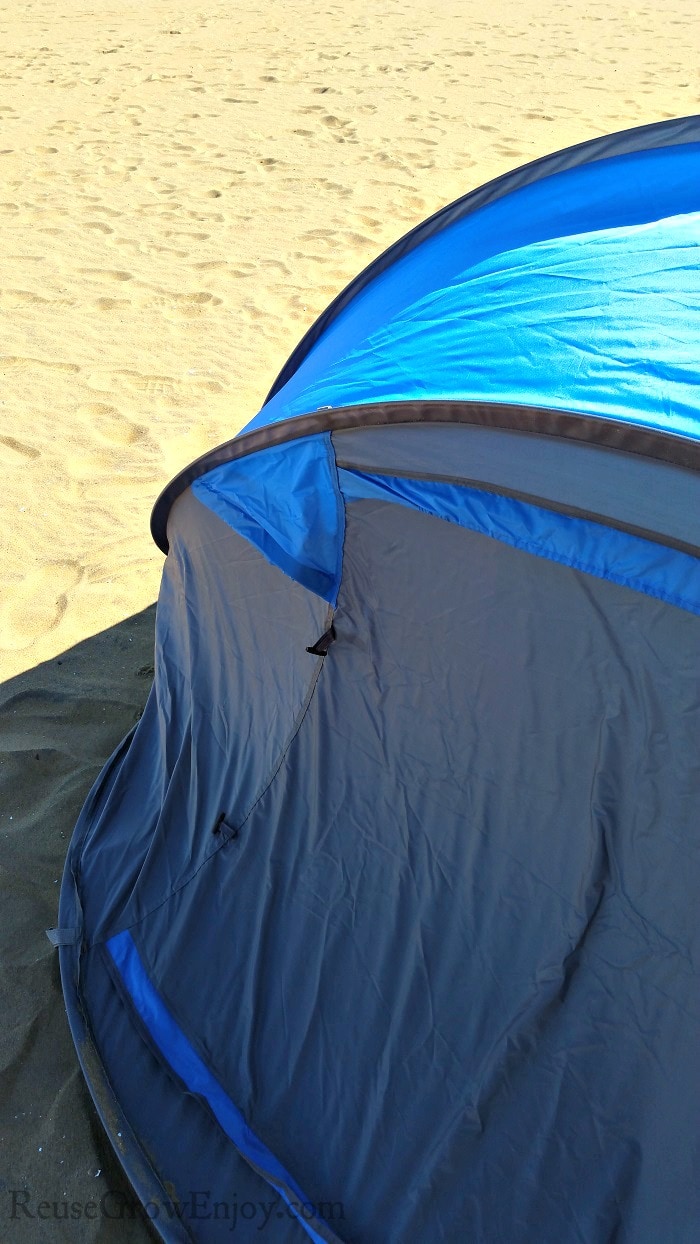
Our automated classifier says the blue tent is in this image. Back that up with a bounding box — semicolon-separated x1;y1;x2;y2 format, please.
57;117;700;1243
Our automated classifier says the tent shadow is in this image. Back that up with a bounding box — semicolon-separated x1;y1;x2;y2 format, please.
0;606;159;1242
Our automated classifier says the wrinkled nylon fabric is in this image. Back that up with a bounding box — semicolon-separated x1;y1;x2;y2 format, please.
338;467;700;615
246;144;700;441
192;433;344;604
107;930;341;1244
91;498;699;1243
332;424;700;552
251;207;700;440
75;491;328;942
186;429;700;610
81;943;308;1243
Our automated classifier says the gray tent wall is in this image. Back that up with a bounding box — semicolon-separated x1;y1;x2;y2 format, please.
59;415;700;1243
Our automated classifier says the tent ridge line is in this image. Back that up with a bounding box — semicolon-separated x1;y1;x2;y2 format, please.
151;399;700;555
334;462;700;560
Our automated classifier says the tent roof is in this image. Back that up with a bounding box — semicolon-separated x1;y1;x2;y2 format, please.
253;150;700;442
151;116;700;554
263;114;700;406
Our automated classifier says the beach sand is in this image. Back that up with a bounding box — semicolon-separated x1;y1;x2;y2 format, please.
0;0;696;1236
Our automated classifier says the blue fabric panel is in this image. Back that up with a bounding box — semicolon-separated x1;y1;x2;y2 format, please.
244;145;700;443
107;930;338;1244
192;433;344;604
82;945;305;1243
338;468;700;616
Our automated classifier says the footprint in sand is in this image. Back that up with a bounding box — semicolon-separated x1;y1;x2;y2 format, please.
78;401;148;446
151;244;188;258
107;369;224;396
187;263;227;278
0;435;41;465
0;561;84;650
144;289;223;317
0;355;80;375
79;268;133;281
164;230;210;241
94;296;131;310
1;289;71;308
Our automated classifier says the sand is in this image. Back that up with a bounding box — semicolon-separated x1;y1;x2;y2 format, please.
0;0;696;1236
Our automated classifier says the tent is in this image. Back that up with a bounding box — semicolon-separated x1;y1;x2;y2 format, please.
56;116;700;1243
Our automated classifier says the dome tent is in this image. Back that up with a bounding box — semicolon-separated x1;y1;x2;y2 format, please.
56;116;700;1243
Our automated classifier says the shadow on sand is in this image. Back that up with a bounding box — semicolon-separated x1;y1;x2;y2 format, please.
0;607;159;1241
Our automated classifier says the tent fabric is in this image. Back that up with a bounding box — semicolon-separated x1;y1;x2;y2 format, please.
337;468;700;615
63;494;699;1243
331;425;700;553
74;490;329;943
192;445;700;615
59;117;700;1244
82;917;309;1243
266;116;700;403
107;930;342;1244
192;433;344;604
251;205;700;440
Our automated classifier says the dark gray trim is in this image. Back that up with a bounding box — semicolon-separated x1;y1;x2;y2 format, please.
150;400;700;555
58;729;189;1244
334;461;700;559
58;944;191;1243
100;941;346;1244
264;115;700;402
59;923;190;1236
332;424;700;557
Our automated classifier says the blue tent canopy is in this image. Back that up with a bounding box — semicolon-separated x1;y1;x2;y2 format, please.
59;117;700;1244
255;150;700;438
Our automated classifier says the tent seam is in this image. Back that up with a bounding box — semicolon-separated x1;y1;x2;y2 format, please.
94;648;331;943
342;480;700;616
101;939;341;1244
324;431;347;605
